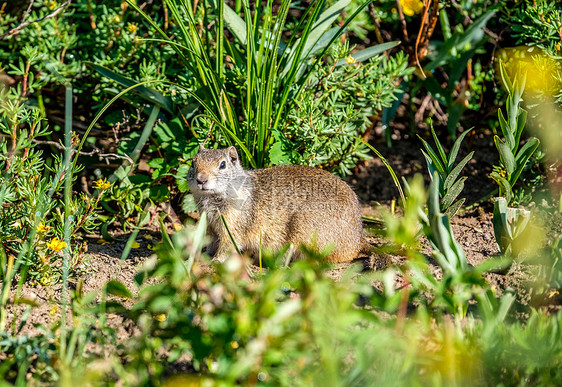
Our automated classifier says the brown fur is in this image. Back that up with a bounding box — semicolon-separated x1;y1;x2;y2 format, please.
187;146;364;263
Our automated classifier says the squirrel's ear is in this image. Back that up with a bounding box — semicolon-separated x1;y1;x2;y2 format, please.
198;144;205;153
227;146;238;163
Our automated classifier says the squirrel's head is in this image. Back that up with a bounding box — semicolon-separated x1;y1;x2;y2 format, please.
188;145;246;196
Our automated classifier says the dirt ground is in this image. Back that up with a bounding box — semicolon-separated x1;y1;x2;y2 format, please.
4;129;554;338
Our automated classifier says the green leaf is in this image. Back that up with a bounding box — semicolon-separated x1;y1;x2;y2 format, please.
514;108;528;151
269;128;295;165
445;198;465;218
335;41;400;66
106;280;133;299
448;45;480;86
283;0;350;75
490;172;513;205
493;197;511;253
303;0;351;58
176;164;191;193
101;221;121;241
455;10;496;51
442;176;467;210
444;151;474;190
424;35;460;71
418;138;446;175
430;214;467;274
474;256;512;274
211;0;247;44
305;27;341;60
510;137;540;186
182;194;198;213
121;228;140;261
507;96;518;136
148;158;166;169
497;110;515;150
150;296;173;312
498;60;513;91
425;10;494;71
430;125;448;167
149;185;170;202
447;101;466;138
269;141;292;165
159;216;175;253
494;136;516;175
427;171;441;218
447;129;472;171
421;150;445;197
88;63;174;113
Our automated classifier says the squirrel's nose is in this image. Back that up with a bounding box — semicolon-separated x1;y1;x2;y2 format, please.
196;174;208;185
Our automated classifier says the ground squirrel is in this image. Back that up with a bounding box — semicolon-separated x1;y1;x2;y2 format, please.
187;146;365;263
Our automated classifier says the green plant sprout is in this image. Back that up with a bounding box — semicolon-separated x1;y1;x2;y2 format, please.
418;124;474;217
492;197;531;256
490;64;540;205
490;64;540;259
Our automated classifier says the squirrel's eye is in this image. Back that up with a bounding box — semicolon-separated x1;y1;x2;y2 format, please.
219;161;226;169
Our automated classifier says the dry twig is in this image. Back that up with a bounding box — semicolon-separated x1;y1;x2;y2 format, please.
32;139;134;164
413;0;440;76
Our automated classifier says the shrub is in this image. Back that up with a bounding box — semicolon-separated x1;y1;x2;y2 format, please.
0;85;101;287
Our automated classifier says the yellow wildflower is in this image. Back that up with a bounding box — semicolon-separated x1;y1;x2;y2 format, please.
345;55;355;64
131;241;140;249
126;23;137;33
154;313;167;322
400;0;424;16
45;1;57;11
37;222;51;234
556;42;562;51
173;223;182;231
49;305;59;315
47;237;67;252
39;275;53;286
93;178;111;190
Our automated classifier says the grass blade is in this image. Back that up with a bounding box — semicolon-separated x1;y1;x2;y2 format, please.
418;136;446;175
447;128;472;171
430;125;448;168
88;63;174;113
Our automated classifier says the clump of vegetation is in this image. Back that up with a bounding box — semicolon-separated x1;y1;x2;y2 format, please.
97;0;410;176
0;84;102;287
280;45;411;175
